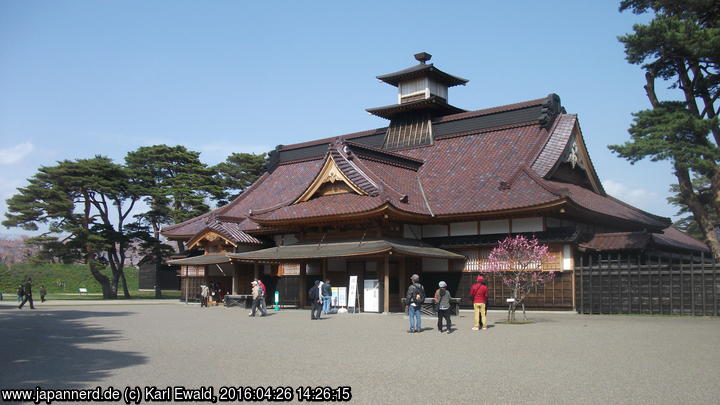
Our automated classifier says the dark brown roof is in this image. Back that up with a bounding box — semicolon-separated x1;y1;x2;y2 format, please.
162;95;672;241
376;63;468;87
580;227;708;253
366;96;465;120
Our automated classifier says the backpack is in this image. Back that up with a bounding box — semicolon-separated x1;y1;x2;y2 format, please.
411;284;425;305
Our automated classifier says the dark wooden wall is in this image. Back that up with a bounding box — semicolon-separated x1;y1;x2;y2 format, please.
576;253;719;316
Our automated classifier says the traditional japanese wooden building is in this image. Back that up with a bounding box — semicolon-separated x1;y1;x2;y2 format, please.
163;53;708;312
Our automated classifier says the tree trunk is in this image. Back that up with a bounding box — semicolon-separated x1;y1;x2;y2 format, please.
153;225;162;299
675;164;720;260
88;260;113;299
120;271;131;298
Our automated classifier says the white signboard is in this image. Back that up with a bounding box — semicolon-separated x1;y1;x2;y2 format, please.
363;279;379;312
348;276;358;308
337;287;347;307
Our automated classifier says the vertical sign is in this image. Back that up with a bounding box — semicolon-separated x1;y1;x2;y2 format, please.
348;276;358;308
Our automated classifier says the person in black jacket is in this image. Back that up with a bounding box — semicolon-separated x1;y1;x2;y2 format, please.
405;274;425;333
18;277;35;309
308;280;322;320
321;279;332;314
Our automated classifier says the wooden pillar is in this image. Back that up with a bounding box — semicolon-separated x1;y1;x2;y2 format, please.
232;262;240;294
399;257;407;302
383;254;390;313
253;263;259;280
322;259;327;282
299;263;307;307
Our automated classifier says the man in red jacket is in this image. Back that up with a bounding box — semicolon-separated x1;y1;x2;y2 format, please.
469;275;488;330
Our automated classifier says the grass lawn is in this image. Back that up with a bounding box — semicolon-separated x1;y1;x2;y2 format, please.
0;263;180;299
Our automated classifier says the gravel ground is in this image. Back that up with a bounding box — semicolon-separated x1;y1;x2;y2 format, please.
1;304;719;404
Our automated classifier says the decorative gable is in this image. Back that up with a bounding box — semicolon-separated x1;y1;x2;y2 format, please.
187;230;236;251
295;155;368;203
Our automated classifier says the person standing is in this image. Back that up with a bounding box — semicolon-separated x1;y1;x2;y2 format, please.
469;275;488;330
308;280;322;320
39;285;47;303
321;279;332;314
434;281;453;333
16;284;24;303
256;279;268;314
200;283;209;307
405;274;425;333
18;277;35;310
250;281;266;317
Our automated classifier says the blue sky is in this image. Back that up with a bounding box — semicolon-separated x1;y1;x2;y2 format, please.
1;1;676;237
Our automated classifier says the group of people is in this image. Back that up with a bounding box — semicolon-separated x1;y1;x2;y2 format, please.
198;280;224;307
308;279;333;320
16;277;47;310
405;273;488;333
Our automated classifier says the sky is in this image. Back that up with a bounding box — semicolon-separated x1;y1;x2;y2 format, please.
0;1;679;237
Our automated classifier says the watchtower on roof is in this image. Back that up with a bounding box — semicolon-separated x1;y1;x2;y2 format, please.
367;52;468;149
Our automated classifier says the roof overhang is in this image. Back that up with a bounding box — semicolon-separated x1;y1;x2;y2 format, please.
227;238;466;263
167;253;231;266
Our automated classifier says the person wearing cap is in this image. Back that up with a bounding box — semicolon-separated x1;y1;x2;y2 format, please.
433;281;453;333
249;281;266;317
469;275;488;330
255;278;268;314
405;274;425;333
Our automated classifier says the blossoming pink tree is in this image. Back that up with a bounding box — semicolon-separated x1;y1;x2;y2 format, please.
487;235;556;323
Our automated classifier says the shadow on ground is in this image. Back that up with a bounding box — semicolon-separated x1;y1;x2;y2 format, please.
0;309;146;388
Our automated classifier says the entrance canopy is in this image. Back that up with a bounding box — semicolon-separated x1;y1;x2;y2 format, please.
227;238;466;262
167;253;231;265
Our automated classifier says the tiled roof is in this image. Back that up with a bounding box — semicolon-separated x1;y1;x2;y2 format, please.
580;227;708;253
554;181;669;228
653;227;709;252
531;114;576;176
163;95;673;242
376;63;468;87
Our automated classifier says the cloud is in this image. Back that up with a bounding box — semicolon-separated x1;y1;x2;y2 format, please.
603;179;660;208
0;142;35;165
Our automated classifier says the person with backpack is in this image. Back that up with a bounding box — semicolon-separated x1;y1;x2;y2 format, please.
308;280;322;320
249;281;266;317
16;284;24;303
434;281;453;333
255;279;268;316
405;274;425;333
321;279;332;314
469;275;488;330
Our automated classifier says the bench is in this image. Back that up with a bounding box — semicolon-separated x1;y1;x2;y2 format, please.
78;288;88;295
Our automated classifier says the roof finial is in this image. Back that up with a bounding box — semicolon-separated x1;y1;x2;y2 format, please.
414;52;432;64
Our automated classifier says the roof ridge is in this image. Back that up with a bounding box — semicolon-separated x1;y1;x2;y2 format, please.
434;97;547;124
343;140;425;166
528;113;572;174
278;128;386;152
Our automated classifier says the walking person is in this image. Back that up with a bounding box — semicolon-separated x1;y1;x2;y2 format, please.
16;284;24;303
469;275;488;330
434;281;453;333
18;277;35;310
308;280;322;320
256;279;268;314
405;274;425;333
249;281;266;317
39;285;47;303
200;283;209;307
321;279;332;314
